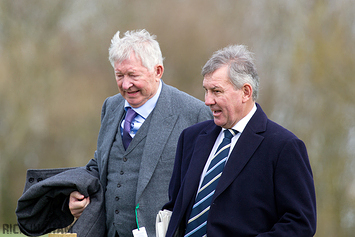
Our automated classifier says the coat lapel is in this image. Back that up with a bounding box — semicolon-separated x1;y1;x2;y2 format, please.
99;99;125;187
135;83;178;202
180;123;221;215
213;103;267;200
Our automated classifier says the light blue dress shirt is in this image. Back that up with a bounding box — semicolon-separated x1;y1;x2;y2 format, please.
120;80;162;138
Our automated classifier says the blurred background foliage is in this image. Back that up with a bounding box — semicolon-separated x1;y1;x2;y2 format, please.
0;0;355;236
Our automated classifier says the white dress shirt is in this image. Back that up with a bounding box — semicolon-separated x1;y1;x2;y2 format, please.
197;104;257;190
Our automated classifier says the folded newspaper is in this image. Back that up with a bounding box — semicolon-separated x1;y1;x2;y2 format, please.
156;210;172;237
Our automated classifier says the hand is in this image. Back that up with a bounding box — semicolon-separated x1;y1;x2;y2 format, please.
69;191;90;219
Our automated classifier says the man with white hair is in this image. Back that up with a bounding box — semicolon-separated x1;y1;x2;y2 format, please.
69;29;212;237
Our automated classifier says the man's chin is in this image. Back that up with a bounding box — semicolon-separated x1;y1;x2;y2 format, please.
213;118;224;127
126;98;147;108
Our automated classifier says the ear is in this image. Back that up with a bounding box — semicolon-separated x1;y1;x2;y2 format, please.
242;83;253;102
155;64;164;79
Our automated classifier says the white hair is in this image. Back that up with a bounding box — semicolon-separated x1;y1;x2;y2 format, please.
108;29;164;71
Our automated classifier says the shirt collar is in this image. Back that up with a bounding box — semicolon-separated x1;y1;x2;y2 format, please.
223;103;257;134
124;80;162;119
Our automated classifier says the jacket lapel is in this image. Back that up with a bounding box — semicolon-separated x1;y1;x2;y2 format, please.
99;99;125;187
135;82;178;202
180;123;221;216
213;103;267;200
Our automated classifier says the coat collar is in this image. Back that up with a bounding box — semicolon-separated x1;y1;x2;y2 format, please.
213;103;267;200
181;103;267;208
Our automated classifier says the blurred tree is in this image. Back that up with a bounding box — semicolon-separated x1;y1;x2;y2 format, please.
271;0;355;236
0;0;108;223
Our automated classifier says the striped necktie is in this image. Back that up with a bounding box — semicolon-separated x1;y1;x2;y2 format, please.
184;129;237;237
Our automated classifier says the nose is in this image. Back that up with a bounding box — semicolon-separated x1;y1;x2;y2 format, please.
204;91;215;106
120;76;132;90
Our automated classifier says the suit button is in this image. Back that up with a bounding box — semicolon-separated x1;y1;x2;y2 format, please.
115;210;119;214
29;178;34;183
123;157;127;162
120;171;124;175
115;196;119;201
37;178;43;182
117;184;121;188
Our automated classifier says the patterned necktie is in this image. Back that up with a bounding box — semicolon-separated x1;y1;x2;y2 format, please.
184;129;237;237
122;107;137;150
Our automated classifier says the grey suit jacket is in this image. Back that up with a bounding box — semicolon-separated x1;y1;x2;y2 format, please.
87;81;212;236
16;81;212;237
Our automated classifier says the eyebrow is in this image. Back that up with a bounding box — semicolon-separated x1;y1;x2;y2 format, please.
203;85;220;90
115;70;137;74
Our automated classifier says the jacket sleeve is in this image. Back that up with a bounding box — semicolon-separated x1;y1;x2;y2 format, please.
16;167;105;237
162;129;186;212
257;139;317;236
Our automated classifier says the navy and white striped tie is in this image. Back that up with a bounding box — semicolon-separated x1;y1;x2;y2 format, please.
184;129;237;237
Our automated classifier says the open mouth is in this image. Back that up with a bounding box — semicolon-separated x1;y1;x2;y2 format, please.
213;110;222;116
126;90;139;96
211;108;222;117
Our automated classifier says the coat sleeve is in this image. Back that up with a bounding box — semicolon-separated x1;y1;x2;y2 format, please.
257;138;317;236
16;167;105;237
162;129;186;212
